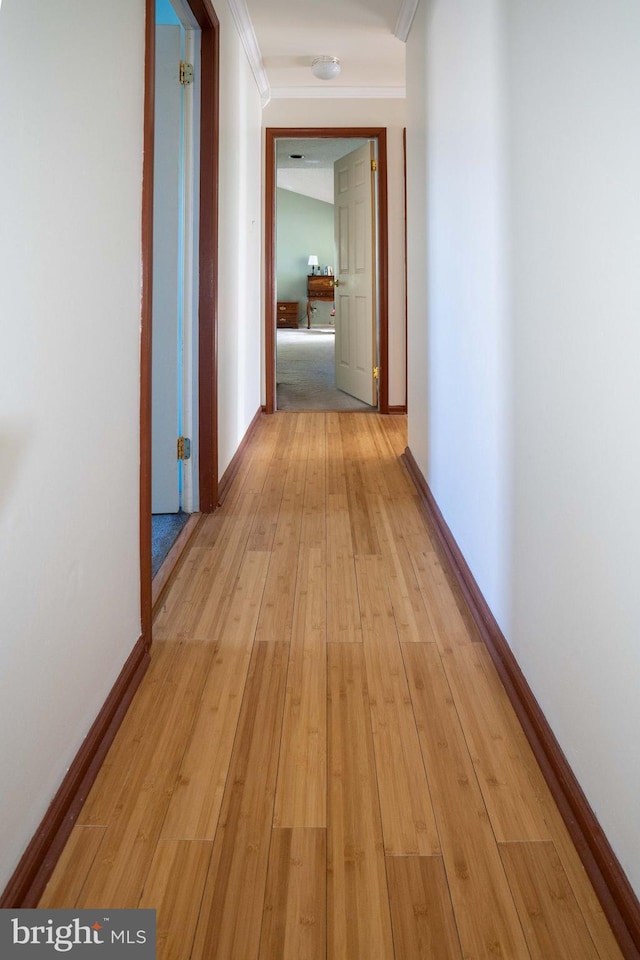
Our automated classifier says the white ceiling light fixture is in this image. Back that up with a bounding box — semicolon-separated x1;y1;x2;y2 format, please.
311;56;341;81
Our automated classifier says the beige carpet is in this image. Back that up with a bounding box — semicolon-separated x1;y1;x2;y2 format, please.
276;326;373;411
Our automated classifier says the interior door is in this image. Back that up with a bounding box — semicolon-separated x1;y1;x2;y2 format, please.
333;141;377;406
152;24;182;514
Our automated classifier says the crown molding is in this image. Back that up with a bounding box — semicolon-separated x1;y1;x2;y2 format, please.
394;0;419;42
226;0;271;105
226;0;409;105
269;86;406;101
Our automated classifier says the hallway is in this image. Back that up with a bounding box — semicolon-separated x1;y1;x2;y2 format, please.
39;413;623;959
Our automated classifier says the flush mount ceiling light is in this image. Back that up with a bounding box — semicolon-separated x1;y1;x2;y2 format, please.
311;56;341;81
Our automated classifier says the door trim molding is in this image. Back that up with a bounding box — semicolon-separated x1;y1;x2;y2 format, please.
264;127;389;414
191;0;220;513
141;0;220;641
140;0;155;646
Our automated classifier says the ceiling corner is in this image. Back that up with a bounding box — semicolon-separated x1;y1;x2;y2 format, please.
394;0;420;43
226;0;271;103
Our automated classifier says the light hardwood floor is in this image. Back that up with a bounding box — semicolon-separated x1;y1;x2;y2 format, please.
40;412;624;959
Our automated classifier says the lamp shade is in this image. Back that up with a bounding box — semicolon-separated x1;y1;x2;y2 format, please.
311;56;341;81
307;255;319;267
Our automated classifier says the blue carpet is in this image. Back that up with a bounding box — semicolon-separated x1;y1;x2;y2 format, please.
152;512;190;578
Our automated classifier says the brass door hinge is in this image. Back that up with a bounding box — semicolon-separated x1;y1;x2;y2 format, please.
180;61;194;85
177;436;191;460
371;159;378;172
373;366;380;380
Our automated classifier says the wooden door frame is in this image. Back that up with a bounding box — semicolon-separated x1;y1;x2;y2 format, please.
141;0;219;644
264;127;389;415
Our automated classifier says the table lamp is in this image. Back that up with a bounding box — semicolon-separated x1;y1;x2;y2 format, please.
308;255;319;276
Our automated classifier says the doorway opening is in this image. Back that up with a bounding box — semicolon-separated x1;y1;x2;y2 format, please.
275;137;372;412
151;0;200;575
265;127;390;415
141;0;219;638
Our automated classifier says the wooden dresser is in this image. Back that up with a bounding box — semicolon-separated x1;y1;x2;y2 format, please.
306;275;336;328
276;301;299;329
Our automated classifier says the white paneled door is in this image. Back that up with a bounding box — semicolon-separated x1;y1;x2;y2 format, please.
333;142;377;406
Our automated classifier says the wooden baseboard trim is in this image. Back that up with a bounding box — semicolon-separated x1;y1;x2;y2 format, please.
217;407;263;505
402;445;640;959
387;405;407;415
152;513;202;612
0;635;150;909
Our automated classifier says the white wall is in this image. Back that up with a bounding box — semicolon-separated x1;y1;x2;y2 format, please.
276;188;335;321
407;0;511;629
216;0;264;477
507;0;640;895
0;0;145;891
406;0;640;897
405;1;430;471
263;99;407;408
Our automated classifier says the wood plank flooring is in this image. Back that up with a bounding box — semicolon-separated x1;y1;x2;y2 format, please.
39;412;624;960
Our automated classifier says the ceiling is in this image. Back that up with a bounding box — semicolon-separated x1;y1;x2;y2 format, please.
276;138;368;170
229;0;416;103
276;137;369;203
